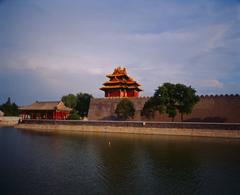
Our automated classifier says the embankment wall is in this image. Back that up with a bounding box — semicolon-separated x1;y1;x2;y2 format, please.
0;117;19;126
17;120;240;139
88;95;240;123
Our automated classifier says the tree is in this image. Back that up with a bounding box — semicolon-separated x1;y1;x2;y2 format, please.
76;93;93;118
0;97;19;116
142;83;199;121
154;83;177;121
61;94;77;109
67;111;80;120
61;92;93;119
141;97;161;119
115;99;135;120
174;84;199;121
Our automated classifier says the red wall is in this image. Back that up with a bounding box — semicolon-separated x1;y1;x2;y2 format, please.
105;90;139;97
106;90;120;97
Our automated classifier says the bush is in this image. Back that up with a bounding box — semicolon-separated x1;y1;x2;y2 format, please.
115;99;135;120
67;112;80;120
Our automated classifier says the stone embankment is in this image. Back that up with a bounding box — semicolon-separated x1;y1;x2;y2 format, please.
0;117;19;126
16;120;240;139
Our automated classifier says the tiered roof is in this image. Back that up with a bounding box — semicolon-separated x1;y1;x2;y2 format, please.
100;66;142;91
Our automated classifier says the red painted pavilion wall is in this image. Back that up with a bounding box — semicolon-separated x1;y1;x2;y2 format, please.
106;90;121;97
127;90;134;97
21;111;70;120
105;90;139;97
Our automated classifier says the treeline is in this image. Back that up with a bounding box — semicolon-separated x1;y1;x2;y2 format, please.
0;97;19;116
61;93;92;120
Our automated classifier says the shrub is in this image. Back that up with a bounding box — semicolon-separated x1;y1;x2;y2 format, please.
115;99;135;120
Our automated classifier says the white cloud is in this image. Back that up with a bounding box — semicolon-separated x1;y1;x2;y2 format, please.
198;79;223;88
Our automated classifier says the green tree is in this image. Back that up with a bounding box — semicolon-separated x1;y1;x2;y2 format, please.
174;84;199;121
142;83;199;121
154;83;177;121
76;93;93;118
115;99;135;120
141;97;160;119
0;97;19;116
61;94;77;109
67;111;80;120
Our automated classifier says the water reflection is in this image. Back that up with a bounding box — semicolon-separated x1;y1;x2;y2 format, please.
1;127;240;195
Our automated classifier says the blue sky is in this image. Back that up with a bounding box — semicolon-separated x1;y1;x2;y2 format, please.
0;0;239;105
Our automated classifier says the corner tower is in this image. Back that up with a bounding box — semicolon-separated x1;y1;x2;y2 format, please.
100;66;142;98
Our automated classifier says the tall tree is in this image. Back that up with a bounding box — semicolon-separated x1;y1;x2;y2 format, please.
142;83;199;121
154;83;177;121
61;94;77;109
141;97;164;119
76;93;93;117
174;84;199;121
115;99;135;120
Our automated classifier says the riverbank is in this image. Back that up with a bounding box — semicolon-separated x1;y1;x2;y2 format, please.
16;120;240;139
0;117;19;126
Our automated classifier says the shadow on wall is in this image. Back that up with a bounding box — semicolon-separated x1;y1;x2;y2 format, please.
184;117;227;123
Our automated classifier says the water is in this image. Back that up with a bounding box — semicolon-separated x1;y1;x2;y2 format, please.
1;127;240;195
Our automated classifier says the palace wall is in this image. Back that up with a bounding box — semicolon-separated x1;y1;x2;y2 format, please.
88;95;240;123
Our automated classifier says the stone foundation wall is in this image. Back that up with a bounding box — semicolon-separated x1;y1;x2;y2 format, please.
88;95;240;123
0;117;20;126
17;120;240;139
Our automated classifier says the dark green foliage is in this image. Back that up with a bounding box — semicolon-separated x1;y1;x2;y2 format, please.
67;111;80;120
76;93;93;117
0;97;19;116
61;92;92;118
142;83;199;121
174;84;200;121
141;97;160;119
115;99;135;120
61;94;77;109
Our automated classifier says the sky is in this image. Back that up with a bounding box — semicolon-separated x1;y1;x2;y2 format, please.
0;0;239;105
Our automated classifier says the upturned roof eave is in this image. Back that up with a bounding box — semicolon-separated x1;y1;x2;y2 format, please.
103;81;141;85
99;86;143;91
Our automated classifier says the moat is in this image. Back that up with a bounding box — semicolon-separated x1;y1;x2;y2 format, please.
1;127;240;194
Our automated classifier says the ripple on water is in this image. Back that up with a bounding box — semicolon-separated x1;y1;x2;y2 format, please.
1;127;240;194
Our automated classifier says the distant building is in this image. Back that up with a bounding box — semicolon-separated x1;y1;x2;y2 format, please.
18;101;72;120
100;66;142;97
0;110;4;117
